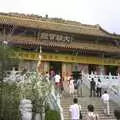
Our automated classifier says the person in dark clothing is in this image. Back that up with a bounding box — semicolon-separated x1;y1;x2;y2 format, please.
90;78;96;97
114;108;120;120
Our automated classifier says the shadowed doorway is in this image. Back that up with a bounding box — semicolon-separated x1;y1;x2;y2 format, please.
49;61;62;74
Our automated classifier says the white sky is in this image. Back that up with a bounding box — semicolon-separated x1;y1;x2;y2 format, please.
0;0;120;34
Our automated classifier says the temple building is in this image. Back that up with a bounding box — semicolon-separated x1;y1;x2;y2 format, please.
0;13;120;78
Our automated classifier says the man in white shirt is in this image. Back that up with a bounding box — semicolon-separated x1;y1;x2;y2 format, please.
54;73;61;84
69;98;81;120
54;73;61;93
101;91;110;115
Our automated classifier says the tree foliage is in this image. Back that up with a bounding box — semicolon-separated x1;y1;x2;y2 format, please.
0;45;18;81
0;44;20;119
0;83;20;120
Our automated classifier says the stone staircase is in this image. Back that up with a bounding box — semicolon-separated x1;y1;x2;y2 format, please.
61;85;118;120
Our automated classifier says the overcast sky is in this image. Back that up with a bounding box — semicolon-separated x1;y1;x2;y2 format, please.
0;0;120;34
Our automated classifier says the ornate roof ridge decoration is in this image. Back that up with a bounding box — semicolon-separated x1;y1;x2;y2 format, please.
0;12;120;39
0;12;97;28
0;12;82;25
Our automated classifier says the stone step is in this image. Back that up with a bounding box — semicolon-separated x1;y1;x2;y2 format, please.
61;96;118;120
61;84;119;120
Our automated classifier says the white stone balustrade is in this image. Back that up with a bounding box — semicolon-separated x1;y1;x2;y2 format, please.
82;71;120;88
82;71;120;106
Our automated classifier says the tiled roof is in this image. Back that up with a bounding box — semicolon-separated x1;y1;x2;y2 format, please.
9;36;120;53
0;13;119;38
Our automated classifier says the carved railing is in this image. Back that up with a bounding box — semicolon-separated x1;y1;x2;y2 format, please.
82;72;120;106
48;82;64;120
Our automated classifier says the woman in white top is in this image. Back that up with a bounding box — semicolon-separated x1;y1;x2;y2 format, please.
69;76;75;95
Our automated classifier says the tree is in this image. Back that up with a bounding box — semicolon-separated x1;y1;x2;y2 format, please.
0;24;21;119
0;44;19;119
0;44;18;81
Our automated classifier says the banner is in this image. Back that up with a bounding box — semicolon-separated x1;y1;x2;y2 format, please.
15;51;120;66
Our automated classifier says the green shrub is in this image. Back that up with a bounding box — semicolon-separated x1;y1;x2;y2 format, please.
45;109;61;120
0;83;20;120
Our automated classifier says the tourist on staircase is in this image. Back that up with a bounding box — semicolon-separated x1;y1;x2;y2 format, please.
62;76;70;96
77;71;82;97
101;91;110;115
76;78;82;97
68;76;75;97
69;98;82;120
54;72;61;94
85;104;99;120
90;78;96;97
96;78;102;97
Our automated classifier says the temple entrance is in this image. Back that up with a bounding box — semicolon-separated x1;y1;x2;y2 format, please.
88;64;97;74
49;61;62;74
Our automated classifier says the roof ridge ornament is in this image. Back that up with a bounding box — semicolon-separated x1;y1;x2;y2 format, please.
96;24;100;29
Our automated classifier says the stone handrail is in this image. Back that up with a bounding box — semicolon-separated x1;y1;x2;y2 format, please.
82;72;120;106
50;82;64;120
